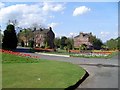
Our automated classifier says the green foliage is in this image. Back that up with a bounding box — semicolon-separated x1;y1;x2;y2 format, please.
89;35;103;49
54;37;61;48
65;38;73;50
2;24;18;49
28;40;34;48
106;38;118;50
79;44;87;50
60;36;67;49
18;29;34;47
55;36;73;50
93;38;103;49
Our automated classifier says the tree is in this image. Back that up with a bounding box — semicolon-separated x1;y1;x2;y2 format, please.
17;28;34;47
93;38;103;50
106;38;118;50
117;37;120;50
2;24;18;49
89;35;103;50
0;30;2;48
54;37;61;48
65;38;73;50
60;36;67;49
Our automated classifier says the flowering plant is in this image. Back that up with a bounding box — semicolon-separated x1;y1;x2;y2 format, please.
1;49;40;63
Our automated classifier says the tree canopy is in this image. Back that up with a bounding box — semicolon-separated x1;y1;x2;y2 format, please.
2;24;18;49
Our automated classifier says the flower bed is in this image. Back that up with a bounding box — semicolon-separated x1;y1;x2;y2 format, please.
1;49;40;59
34;48;54;52
69;50;118;58
70;53;109;58
1;49;40;63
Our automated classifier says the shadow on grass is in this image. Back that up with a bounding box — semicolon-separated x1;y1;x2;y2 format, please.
65;71;89;90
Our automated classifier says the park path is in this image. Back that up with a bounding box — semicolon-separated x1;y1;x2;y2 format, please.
15;47;119;88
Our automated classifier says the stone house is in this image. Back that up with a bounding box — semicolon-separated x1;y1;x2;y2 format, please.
34;27;55;48
74;32;93;49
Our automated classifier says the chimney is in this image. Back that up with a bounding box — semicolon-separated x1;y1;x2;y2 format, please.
49;27;52;31
80;32;83;37
90;32;92;35
40;28;43;31
33;27;36;32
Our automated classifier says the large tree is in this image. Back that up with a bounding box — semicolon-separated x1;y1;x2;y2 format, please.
17;28;34;47
65;38;73;50
89;35;103;50
54;37;61;48
106;38;118;50
60;36;67;49
2;24;18;49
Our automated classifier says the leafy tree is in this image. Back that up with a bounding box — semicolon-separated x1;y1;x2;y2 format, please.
106;38;118;50
29;40;34;48
117;37;120;50
89;35;103;50
60;36;67;49
0;30;2;48
54;37;61;48
17;28;34;47
65;38;73;50
2;24;18;49
93;38;103;50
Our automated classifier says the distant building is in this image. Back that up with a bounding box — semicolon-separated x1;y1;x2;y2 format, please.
74;32;93;49
34;27;55;48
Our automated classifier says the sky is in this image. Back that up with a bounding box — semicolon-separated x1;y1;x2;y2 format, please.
0;1;118;42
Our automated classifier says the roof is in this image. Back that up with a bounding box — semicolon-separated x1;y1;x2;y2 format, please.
74;32;91;38
34;28;51;34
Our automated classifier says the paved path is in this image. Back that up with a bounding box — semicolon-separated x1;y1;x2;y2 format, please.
15;47;119;88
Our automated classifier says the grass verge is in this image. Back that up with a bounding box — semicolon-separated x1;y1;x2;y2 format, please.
2;52;86;88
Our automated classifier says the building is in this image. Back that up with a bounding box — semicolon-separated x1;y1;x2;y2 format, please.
74;32;93;49
34;27;55;48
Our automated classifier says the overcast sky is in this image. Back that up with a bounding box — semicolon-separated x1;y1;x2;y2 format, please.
0;2;118;42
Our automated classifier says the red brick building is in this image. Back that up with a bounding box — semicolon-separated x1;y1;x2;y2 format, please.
74;32;93;49
34;27;55;48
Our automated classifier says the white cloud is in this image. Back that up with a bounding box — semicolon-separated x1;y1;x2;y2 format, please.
100;31;110;37
49;15;55;18
0;2;5;9
0;2;65;30
69;32;78;37
73;6;91;16
48;22;58;29
42;2;65;12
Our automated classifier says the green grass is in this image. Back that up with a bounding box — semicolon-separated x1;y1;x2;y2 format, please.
2;53;39;63
2;53;86;88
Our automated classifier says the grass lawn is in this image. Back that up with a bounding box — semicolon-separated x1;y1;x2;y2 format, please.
2;52;86;88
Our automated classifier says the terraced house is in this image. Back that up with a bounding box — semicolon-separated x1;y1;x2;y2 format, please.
74;32;93;49
34;27;55;48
